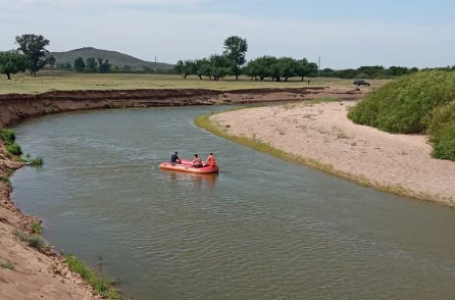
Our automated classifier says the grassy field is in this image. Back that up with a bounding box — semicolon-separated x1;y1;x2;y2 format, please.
0;71;389;94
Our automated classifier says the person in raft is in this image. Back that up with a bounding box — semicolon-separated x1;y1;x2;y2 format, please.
170;151;181;164
204;153;217;167
192;154;203;168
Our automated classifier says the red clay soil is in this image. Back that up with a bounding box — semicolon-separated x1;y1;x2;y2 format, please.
0;86;366;299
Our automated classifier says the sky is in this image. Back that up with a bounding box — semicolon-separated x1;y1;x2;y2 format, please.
0;0;454;69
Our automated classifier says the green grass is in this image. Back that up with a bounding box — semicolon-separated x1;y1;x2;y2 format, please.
28;156;44;166
0;71;389;95
0;128;16;144
195;109;454;207
6;142;22;155
0;175;11;188
65;254;129;300
0;260;15;270
31;222;42;235
13;229;48;250
348;70;455;161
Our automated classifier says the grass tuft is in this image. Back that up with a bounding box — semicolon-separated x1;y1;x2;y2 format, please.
0;260;15;270
6;142;22;156
65;254;128;299
0;175;11;188
0;128;16;144
31;222;42;235
13;229;48;250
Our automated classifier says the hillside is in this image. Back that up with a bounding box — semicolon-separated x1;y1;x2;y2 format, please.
49;47;174;71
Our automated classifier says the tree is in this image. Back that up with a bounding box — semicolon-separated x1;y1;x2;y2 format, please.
15;34;51;75
223;36;248;80
209;54;230;81
0;50;29;80
74;57;86;72
85;57;98;72
97;58;111;73
174;60;196;79
295;59;318;81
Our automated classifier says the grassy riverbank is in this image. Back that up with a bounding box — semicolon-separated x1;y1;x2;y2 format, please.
0;72;389;95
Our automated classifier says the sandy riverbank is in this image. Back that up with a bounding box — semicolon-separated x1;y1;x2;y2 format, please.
211;101;455;206
0;142;98;300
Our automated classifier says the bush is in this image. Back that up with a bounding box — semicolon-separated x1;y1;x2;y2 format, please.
28;156;44;166
6;142;22;155
348;70;455;161
0;128;15;144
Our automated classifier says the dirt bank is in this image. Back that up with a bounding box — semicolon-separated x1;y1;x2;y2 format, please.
211;101;455;206
0;86;364;299
0;87;364;127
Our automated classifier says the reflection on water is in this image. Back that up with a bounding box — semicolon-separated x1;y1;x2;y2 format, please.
10;106;455;300
162;170;219;190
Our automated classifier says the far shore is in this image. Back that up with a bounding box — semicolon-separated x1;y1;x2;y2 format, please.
208;101;455;207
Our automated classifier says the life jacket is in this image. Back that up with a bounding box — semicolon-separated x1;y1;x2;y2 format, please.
207;155;217;167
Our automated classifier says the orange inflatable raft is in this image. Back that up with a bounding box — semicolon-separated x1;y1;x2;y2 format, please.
159;159;219;174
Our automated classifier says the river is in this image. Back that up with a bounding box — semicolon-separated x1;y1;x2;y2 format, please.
11;106;455;300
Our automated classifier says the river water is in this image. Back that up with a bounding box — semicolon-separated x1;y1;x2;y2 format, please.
11;106;455;300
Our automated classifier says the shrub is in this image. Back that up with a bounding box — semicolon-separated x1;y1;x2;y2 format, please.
6;142;22;155
348;70;455;161
0;260;15;270
0;128;16;144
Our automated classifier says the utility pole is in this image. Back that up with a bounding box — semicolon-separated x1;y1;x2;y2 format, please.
318;55;321;77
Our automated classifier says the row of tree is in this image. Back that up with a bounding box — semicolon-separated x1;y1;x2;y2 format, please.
175;36;318;81
0;34;55;79
73;57;112;73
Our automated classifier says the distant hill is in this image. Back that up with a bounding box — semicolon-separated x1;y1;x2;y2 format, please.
49;47;174;71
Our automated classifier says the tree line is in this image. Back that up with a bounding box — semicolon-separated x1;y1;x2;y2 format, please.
175;36;318;81
73;57;112;73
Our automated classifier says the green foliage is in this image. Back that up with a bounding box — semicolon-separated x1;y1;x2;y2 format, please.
15;34;51;75
28;156;44;166
13;230;48;250
348;70;455;161
6;142;22;155
223;36;248;80
85;57;98;73
0;128;16;144
427;101;455;160
31;222;42;234
0;50;29;80
320;65;419;79
65;254;126;299
0;260;15;270
74;57;86;72
0;175;11;187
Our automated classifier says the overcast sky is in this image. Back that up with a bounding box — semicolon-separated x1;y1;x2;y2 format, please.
0;0;454;69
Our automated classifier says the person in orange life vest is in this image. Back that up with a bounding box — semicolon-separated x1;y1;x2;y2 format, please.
204;152;217;167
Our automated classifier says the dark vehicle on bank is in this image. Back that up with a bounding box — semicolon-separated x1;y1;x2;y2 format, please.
353;79;370;87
